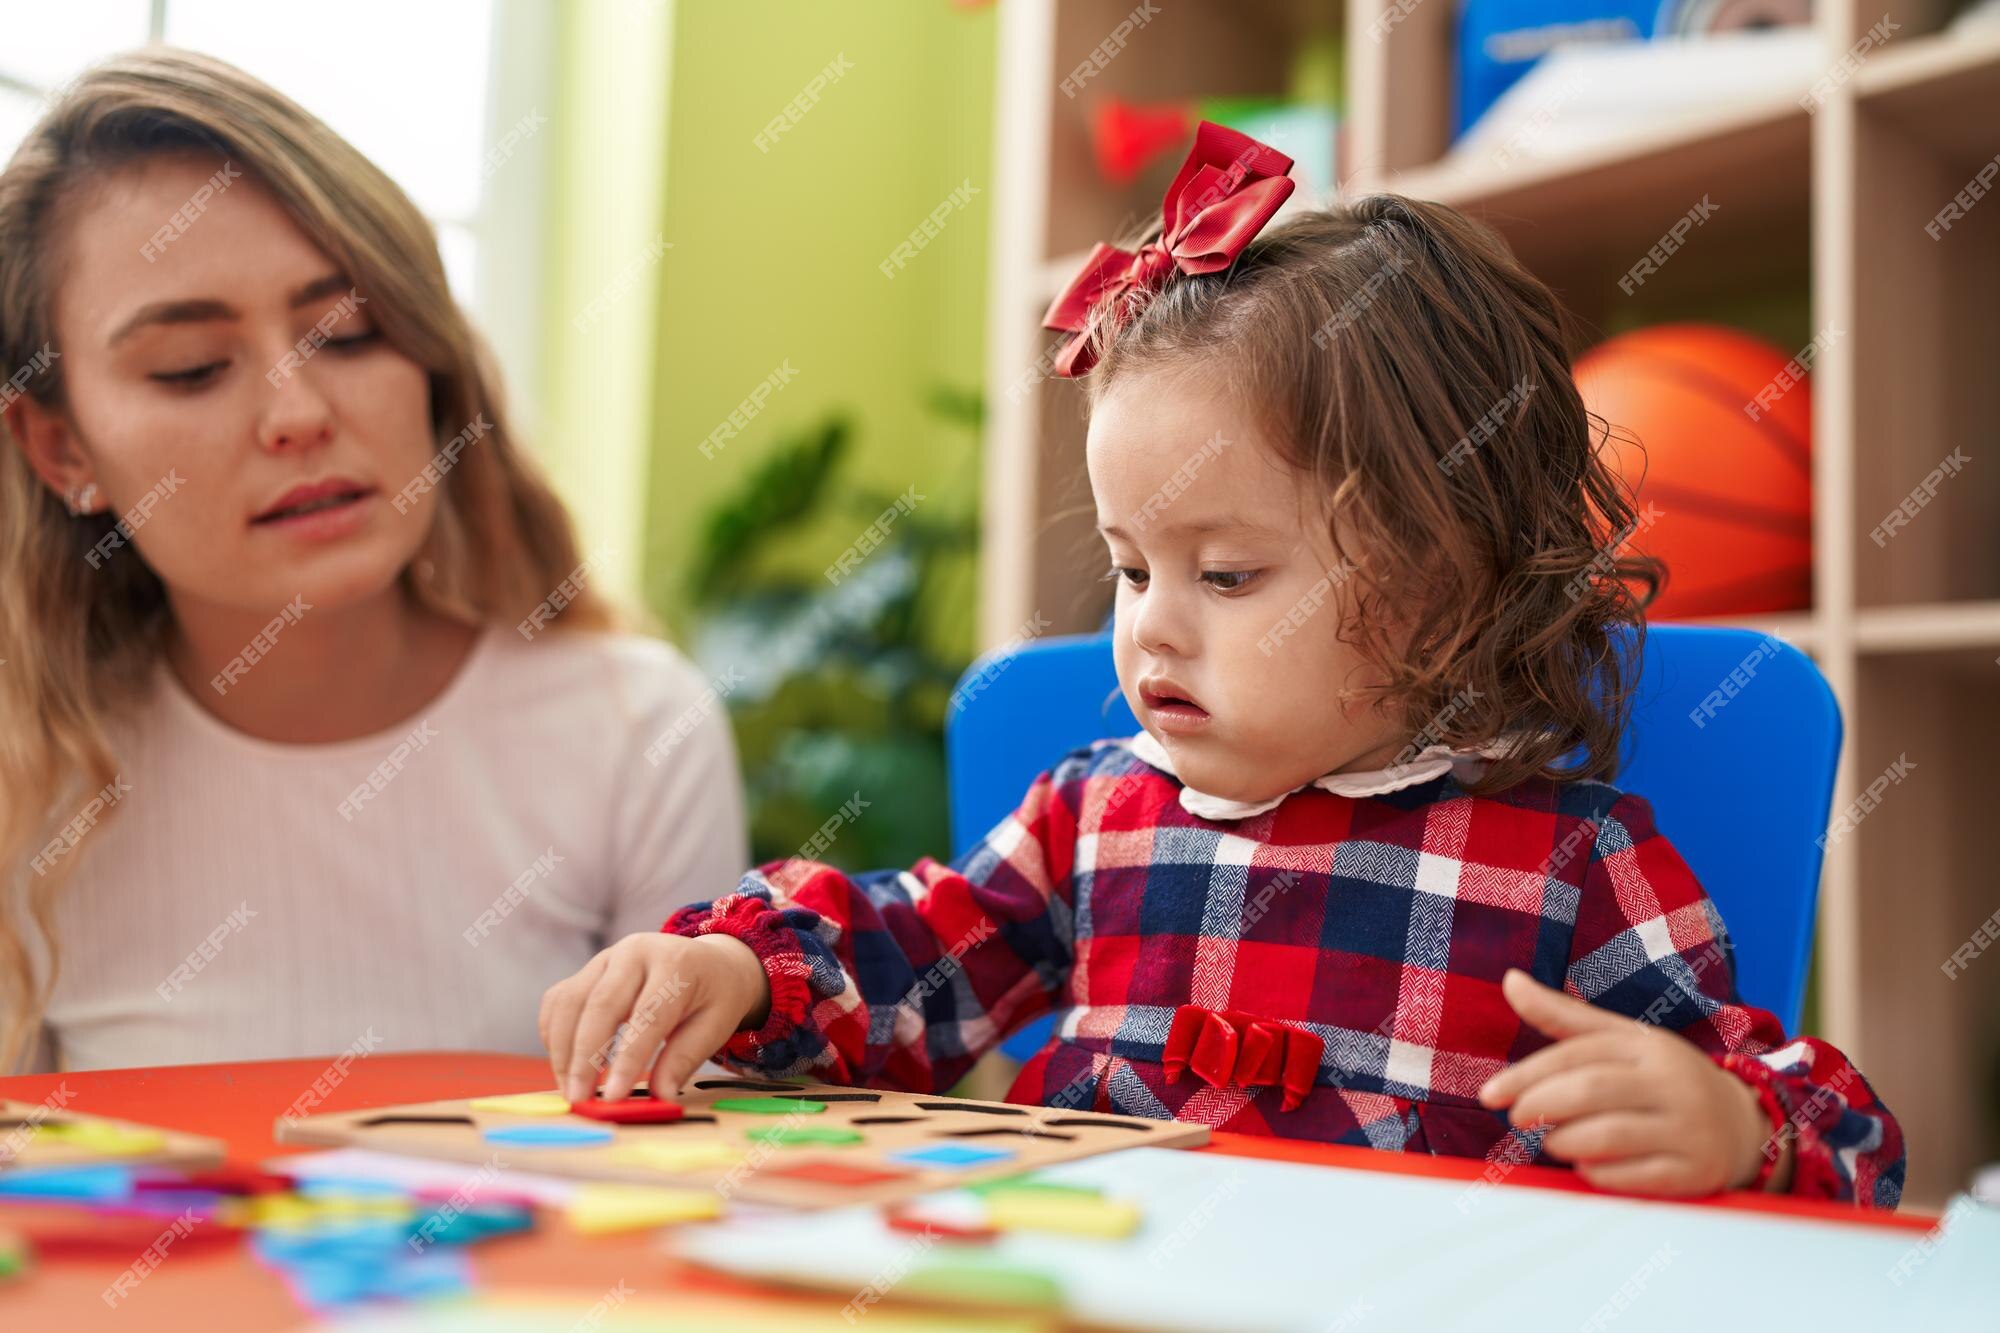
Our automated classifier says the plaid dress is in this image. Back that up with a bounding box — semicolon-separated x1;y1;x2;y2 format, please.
667;737;1904;1206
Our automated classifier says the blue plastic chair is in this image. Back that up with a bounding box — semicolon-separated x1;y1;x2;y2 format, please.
946;624;1840;1058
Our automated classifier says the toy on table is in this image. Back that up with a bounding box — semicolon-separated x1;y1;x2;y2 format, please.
0;1228;28;1282
0;1152;539;1311
0;1098;224;1176
274;1078;1207;1210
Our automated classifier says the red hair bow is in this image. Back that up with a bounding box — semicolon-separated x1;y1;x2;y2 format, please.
1040;120;1296;378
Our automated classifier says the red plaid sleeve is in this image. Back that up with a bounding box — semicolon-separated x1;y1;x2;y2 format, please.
663;754;1086;1093
1565;792;1905;1206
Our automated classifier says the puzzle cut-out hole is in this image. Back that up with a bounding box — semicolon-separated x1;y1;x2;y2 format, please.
691;1079;800;1093
915;1102;1026;1116
1043;1117;1149;1131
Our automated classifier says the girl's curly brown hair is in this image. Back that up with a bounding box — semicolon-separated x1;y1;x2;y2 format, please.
1083;193;1660;793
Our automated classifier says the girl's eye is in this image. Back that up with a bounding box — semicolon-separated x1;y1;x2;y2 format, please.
1104;565;1148;588
151;360;227;387
328;330;380;351
1202;569;1262;593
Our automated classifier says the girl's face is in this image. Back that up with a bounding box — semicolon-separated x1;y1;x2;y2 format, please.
1088;368;1406;803
22;152;439;621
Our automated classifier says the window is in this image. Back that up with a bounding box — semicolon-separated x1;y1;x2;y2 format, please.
0;0;547;400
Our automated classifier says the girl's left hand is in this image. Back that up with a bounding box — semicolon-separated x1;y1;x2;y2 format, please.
1476;968;1779;1197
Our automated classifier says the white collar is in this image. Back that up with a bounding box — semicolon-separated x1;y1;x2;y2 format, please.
1125;730;1491;821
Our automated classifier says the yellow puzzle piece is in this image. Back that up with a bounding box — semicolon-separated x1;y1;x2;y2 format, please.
35;1121;167;1157
566;1183;722;1235
983;1192;1142;1240
467;1092;573;1117
603;1141;747;1174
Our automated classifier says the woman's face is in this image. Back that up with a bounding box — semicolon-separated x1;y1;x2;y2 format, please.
31;151;439;619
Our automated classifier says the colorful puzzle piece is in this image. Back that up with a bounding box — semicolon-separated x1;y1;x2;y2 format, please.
0;1234;24;1281
966;1174;1104;1199
408;1200;534;1247
0;1164;135;1201
889;1210;999;1244
466;1092;571;1116
890;1144;1018;1169
899;1259;1064;1308
482;1125;615;1148
566;1183;722;1234
0;1101;223;1177
984;1192;1142;1239
603;1141;746;1173
768;1161;916;1188
710;1097;828;1116
34;1121;168;1156
745;1124;864;1148
569;1095;686;1124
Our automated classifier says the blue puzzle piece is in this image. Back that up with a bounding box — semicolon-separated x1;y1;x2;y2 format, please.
252;1229;473;1310
409;1201;534;1247
888;1144;1018;1168
0;1164;134;1201
295;1176;410;1198
482;1124;614;1148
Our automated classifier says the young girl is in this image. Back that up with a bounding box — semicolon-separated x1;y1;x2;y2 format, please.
541;124;1903;1206
0;50;745;1073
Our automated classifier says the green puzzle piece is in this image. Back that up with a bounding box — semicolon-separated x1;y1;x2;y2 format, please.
744;1124;863;1147
901;1260;1064;1308
965;1173;1104;1199
710;1097;828;1116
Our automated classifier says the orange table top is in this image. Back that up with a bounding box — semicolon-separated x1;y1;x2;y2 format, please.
0;1052;1929;1329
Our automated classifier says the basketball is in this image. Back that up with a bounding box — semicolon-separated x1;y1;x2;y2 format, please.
1574;323;1813;618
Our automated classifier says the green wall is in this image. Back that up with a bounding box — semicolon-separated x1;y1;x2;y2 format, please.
643;0;995;642
537;0;675;606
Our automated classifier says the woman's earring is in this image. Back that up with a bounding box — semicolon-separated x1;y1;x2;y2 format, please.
66;482;100;515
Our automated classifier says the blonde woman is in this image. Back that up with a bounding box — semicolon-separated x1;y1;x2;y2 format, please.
0;50;747;1074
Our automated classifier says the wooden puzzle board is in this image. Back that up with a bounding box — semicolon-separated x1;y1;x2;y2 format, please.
272;1078;1207;1209
0;1099;224;1175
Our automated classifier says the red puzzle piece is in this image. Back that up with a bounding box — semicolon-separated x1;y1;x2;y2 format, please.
569;1095;685;1124
888;1208;997;1243
768;1160;915;1188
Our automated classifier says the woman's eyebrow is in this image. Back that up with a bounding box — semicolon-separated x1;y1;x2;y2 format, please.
107;296;234;347
106;271;352;348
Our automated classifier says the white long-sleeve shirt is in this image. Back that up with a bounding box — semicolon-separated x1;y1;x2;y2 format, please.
23;628;748;1073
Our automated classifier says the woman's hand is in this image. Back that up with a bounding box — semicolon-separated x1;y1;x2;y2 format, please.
539;932;772;1104
1476;969;1780;1197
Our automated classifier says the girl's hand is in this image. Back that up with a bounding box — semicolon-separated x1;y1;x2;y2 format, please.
1476;969;1777;1197
538;932;772;1104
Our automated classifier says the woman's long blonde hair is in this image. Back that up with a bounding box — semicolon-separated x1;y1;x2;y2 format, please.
0;48;617;1072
